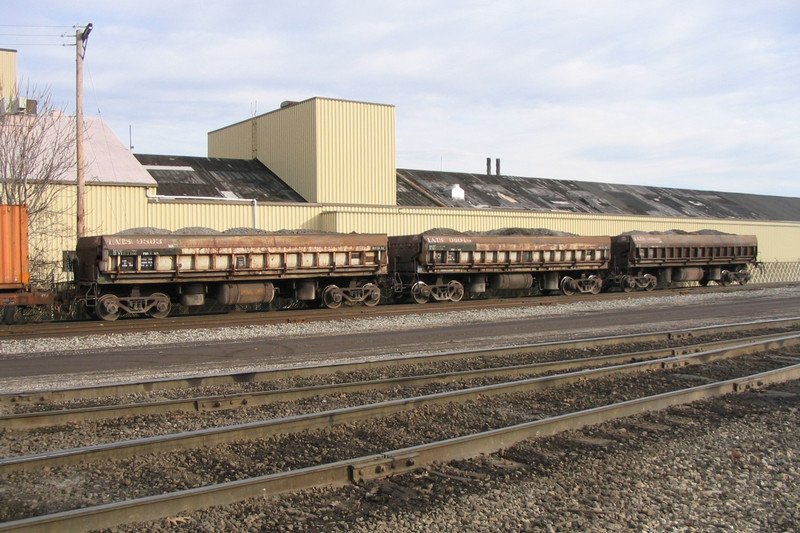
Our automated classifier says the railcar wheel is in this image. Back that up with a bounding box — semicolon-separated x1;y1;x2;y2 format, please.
737;269;749;285
588;275;602;295
560;276;577;296
411;281;431;304
2;305;16;325
20;305;46;322
96;294;122;321
148;293;171;319
621;275;635;293
720;270;735;287
644;274;657;291
322;285;343;309
362;283;381;307
447;280;465;302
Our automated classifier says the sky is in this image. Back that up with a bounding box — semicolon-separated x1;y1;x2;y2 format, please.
2;1;799;198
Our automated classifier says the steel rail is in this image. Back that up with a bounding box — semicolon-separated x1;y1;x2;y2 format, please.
3;330;797;430
1;333;797;475
0;290;634;338
3;316;798;404
2;363;798;533
3;282;778;340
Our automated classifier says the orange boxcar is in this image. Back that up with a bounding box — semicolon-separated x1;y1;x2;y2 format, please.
0;204;30;290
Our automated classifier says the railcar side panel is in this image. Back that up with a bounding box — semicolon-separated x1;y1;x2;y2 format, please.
76;233;388;284
389;234;611;274
75;233;389;319
611;234;758;268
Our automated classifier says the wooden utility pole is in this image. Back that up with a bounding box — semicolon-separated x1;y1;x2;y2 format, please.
76;23;92;238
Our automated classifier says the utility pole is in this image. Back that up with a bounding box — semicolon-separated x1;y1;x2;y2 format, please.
76;23;92;238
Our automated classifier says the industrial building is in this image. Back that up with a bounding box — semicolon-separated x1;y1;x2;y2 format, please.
2;48;799;284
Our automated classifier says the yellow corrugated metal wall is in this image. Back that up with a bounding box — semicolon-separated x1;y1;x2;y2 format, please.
146;202;323;232
256;203;322;230
24;185;150;281
208;98;396;205
27;185;146;278
258;101;317;202
208;120;252;160
86;185;150;234
209;102;318;202
315;98;396;205
147;201;252;231
23;183;800;283
25;187;77;282
317;206;800;262
0;49;17;100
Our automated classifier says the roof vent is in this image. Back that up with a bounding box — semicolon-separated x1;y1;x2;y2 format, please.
450;184;465;201
280;101;299;108
485;157;501;175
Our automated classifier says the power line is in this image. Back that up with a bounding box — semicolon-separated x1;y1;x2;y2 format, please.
0;24;75;29
0;30;75;47
0;43;70;47
0;33;65;37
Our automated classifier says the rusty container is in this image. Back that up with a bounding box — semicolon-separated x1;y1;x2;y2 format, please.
611;233;758;268
0;205;30;290
76;232;389;285
389;233;611;274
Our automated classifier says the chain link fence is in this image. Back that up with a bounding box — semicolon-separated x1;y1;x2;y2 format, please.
750;261;800;284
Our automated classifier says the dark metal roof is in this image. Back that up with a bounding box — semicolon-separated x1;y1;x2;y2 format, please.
397;169;800;221
134;154;306;203
132;154;798;221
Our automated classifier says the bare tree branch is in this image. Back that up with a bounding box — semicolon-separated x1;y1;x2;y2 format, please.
0;83;75;284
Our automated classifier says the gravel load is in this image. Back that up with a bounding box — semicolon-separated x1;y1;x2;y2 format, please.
619;228;731;235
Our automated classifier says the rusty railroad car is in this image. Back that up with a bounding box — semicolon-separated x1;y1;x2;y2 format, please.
1;201;761;322
607;233;758;291
76;233;388;320
388;233;612;303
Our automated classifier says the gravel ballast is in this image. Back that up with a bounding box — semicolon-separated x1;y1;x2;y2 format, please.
108;380;800;532
1;286;798;393
0;285;797;531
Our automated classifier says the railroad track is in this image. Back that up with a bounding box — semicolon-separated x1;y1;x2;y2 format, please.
1;329;798;431
0;283;782;341
4;316;798;405
1;318;799;531
1;331;798;474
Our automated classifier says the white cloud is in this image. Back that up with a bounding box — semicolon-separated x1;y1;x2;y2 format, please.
4;0;799;196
